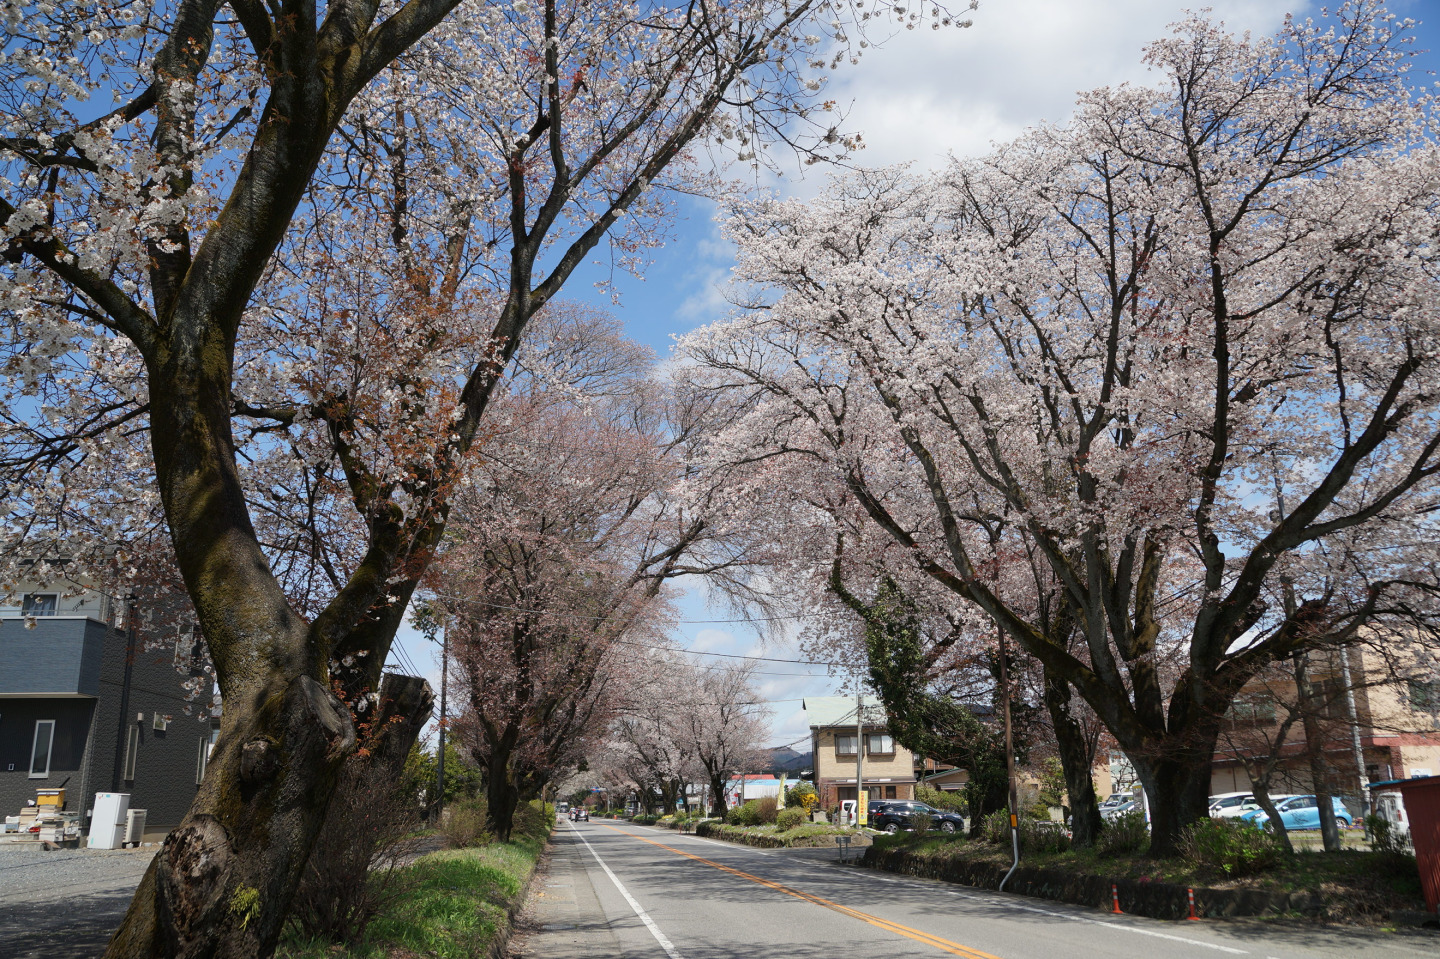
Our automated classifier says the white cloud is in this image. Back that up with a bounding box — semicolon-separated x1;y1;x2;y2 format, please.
824;0;1304;167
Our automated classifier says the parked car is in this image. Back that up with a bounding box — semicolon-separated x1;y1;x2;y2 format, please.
869;800;966;834
1101;799;1141;821
1208;792;1255;818
1098;793;1133;815
1239;794;1351;831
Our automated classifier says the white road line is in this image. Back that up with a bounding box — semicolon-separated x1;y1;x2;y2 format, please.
976;895;1248;954
568;821;685;959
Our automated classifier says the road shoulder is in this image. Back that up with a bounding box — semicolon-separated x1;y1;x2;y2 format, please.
510;827;626;958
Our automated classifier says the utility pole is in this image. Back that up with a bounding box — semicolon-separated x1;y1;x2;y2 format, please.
997;624;1021;891
1339;645;1370;828
110;594;139;793
434;617;448;819
855;687;865;828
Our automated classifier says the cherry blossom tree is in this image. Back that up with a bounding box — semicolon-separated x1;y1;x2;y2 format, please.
1;1;962;951
684;1;1440;853
675;660;770;816
436;304;771;835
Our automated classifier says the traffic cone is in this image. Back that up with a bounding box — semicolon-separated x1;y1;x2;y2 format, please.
1111;884;1122;915
1187;888;1200;921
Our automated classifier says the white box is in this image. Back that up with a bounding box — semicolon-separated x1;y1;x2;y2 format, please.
88;793;129;849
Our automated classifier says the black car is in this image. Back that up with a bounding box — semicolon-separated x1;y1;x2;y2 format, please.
869;800;965;834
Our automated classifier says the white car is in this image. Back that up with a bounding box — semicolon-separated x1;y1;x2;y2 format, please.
1208;792;1253;818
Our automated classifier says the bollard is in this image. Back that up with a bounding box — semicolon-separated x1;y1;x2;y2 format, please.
1111;884;1123;915
1187;887;1200;921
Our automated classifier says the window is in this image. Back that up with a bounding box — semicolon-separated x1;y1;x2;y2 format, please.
21;593;57;616
196;726;218;785
1226;697;1276;725
29;720;54;778
123;725;139;782
867;734;895;755
884;785;897;799
834;735;857;755
1409;678;1440;712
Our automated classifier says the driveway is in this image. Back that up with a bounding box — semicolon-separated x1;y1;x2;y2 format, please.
0;844;156;958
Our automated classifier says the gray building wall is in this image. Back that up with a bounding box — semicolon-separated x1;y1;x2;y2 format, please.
0;698;96;817
0;615;212;830
0;616;108;695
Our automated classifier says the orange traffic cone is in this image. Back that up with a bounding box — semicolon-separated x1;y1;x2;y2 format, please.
1187;888;1200;921
1111;884;1123;915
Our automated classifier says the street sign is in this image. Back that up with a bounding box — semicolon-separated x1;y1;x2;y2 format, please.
858;790;869;826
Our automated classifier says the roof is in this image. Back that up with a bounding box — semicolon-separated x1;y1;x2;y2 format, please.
803;695;887;729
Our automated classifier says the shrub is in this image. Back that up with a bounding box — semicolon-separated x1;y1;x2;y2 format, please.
776;807;807;831
632;813;660;825
755;795;779;824
785;782;820;811
981;809;1011;845
441;798;494;849
1178;817;1279;878
727;801;761;826
912;812;934;834
917;785;967;813
1097;809;1149;856
1020;818;1071;854
289;756;424;946
1365;814;1408;854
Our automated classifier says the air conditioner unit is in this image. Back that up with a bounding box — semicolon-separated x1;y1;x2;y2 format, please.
124;808;147;847
152;714;169;732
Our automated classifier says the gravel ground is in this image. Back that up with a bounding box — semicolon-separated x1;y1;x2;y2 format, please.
0;843;156;959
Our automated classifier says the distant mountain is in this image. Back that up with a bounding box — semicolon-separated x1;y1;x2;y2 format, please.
764;746;812;773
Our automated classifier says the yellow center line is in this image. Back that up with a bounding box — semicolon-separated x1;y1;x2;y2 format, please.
595;823;1004;959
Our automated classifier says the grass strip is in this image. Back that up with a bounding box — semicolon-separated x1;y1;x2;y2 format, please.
280;810;551;958
866;832;1425;923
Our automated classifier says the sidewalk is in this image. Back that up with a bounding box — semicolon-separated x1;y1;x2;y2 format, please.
509;828;625;958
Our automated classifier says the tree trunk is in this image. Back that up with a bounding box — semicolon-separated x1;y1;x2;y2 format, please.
1044;671;1101;849
105;674;355;959
710;774;727;817
485;750;521;842
1132;751;1214;857
1250;782;1292;853
1295;653;1343;852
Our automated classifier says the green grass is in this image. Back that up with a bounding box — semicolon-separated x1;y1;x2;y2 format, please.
279;804;552;959
867;831;1426;921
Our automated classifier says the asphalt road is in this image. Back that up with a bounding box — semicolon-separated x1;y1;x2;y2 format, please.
521;819;1439;959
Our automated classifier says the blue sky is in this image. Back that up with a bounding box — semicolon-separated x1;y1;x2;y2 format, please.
389;0;1440;751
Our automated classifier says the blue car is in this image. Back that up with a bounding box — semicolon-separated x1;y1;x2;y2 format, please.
1239;795;1352;831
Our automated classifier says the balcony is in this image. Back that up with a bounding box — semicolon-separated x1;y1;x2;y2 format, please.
0;615;111;696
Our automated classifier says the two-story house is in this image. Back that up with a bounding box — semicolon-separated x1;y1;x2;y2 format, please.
805;695;916;809
0;573;217;836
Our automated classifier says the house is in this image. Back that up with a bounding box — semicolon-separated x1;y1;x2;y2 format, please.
0;575;217;837
805;695;916;809
1211;642;1440;799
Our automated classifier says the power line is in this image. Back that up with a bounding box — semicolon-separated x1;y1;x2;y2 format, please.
426;589;808;625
